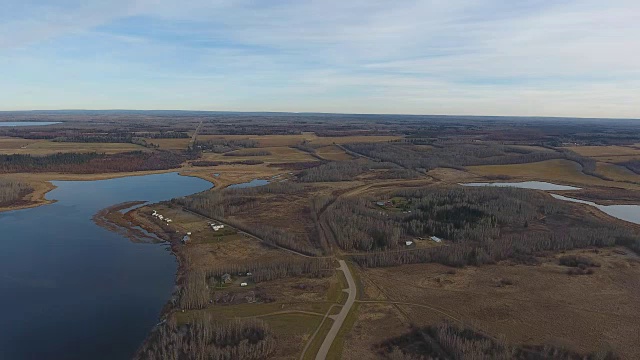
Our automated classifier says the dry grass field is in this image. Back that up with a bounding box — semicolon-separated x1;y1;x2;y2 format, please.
565;145;640;158
316;145;354;161
345;247;640;359
467;159;640;190
201;146;317;163
0;138;148;155
596;162;640;183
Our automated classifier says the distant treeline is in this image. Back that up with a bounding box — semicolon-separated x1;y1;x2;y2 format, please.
0;179;33;206
191;160;264;166
298;160;420;182
0;151;185;174
381;322;618;360
195;139;258;153
223;150;271;157
135;317;276;360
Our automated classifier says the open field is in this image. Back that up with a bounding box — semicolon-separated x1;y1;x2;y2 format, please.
346;247;640;359
316;145;354;161
0;138;148;155
565;145;640;158
201;146;317;163
467;159;640;190
197;133;401;148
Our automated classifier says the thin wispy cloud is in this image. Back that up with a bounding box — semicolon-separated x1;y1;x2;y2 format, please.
0;0;638;117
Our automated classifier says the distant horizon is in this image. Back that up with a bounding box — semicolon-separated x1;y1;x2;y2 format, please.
0;109;638;121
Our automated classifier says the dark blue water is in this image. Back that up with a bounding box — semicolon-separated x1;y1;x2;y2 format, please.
0;173;211;360
227;179;269;189
0;121;61;127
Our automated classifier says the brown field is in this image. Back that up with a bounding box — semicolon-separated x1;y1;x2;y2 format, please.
0;138;148;155
565;145;640;158
596;162;640;184
316;145;354;161
345;248;640;359
467;159;640;190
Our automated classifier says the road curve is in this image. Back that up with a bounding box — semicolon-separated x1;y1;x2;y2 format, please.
315;260;356;360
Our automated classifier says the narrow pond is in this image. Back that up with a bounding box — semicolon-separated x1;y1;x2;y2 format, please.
461;181;581;191
550;194;640;225
0;172;211;360
227;178;270;189
0;121;61;127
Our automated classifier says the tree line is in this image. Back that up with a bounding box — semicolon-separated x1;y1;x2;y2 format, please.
381;322;618;360
135;316;276;360
0;151;186;174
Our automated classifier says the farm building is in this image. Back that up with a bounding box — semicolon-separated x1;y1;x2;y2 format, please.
431;236;442;243
405;240;414;246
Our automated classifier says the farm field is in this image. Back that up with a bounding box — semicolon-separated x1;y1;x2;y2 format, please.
316;145;355;161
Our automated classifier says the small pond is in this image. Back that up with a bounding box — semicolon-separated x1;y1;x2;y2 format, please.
0;121;61;127
227;179;270;189
461;181;581;191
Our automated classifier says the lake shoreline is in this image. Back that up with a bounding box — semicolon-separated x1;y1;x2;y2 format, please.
0;168;221;214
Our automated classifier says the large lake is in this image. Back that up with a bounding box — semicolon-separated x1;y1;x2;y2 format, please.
0;121;61;127
0;172;211;360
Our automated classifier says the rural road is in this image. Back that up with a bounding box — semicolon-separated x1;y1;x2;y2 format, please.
315;260;356;360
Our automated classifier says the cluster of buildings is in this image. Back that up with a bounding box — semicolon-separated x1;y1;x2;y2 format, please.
209;222;225;232
151;210;172;223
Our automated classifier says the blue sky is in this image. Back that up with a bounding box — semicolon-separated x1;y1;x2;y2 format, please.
1;0;638;117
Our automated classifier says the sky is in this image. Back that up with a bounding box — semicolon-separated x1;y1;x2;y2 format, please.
1;0;639;118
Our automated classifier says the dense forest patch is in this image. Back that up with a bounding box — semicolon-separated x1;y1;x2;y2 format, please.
135;317;276;360
0;151;186;174
339;187;639;267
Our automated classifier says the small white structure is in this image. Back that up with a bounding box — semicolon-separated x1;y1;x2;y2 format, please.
187;232;192;236
211;224;224;231
246;272;252;276
405;241;414;246
166;219;173;223
240;282;248;287
158;215;164;220
430;236;442;243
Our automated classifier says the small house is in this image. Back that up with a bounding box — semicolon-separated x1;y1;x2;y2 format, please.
376;201;386;207
405;240;414;246
221;273;232;284
430;236;442;243
158;215;164;220
240;282;248;287
246;272;253;276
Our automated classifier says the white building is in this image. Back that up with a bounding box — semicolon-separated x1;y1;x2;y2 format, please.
431;236;442;243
